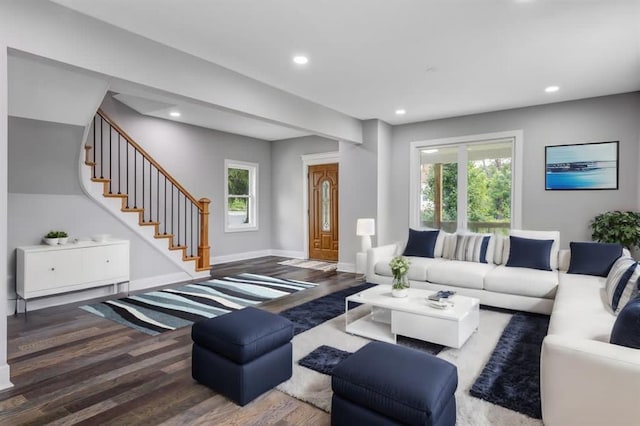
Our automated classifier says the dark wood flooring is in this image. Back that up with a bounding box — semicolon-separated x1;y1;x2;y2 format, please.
1;256;361;425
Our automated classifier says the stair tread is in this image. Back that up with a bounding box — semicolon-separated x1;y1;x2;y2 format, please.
85;161;96;166
91;178;110;183
104;193;128;198
139;221;160;226
154;234;173;239
122;208;144;212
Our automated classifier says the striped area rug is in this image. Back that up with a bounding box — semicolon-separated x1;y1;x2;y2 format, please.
80;273;317;336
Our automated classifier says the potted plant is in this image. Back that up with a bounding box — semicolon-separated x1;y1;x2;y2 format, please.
57;231;69;245
43;231;59;246
591;211;640;254
389;256;410;298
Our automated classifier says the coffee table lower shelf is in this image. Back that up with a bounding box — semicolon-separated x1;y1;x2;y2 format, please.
345;313;396;344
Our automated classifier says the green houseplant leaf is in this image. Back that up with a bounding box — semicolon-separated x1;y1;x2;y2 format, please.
591;211;640;250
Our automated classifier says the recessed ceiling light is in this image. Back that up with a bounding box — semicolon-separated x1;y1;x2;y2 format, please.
545;86;560;93
169;111;181;117
293;55;308;65
395;109;406;115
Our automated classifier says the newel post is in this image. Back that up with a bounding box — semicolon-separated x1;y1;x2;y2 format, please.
198;198;211;271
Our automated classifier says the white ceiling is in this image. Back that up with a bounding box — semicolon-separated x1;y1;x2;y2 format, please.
51;0;640;125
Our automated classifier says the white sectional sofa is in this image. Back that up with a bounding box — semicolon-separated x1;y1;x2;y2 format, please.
366;230;640;425
366;230;559;315
541;266;640;426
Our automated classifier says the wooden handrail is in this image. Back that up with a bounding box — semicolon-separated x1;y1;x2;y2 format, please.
94;109;211;272
97;109;202;208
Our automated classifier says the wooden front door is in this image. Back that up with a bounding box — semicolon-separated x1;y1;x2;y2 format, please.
308;163;339;261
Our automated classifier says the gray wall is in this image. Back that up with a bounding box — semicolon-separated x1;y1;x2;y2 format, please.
390;92;640;247
100;95;273;258
8;117;84;194
338;120;381;266
271;135;339;253
7;117;181;302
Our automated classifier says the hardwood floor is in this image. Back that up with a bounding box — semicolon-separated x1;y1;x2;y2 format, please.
1;257;361;425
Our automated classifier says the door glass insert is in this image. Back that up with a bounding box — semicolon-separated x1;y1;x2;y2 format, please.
321;180;330;232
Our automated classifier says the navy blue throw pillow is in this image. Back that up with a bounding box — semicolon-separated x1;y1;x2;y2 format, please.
568;241;623;277
610;296;640;349
505;236;554;271
403;229;439;258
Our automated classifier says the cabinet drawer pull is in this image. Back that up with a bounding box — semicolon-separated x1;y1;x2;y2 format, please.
50;267;55;271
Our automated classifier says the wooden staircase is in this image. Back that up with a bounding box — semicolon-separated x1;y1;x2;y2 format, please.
84;109;210;273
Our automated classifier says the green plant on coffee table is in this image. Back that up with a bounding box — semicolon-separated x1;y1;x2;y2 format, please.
57;231;68;238
389;256;410;289
591;211;640;250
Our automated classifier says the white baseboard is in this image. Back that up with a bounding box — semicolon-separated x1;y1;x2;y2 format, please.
0;364;12;391
269;250;305;259
210;250;272;265
337;262;355;273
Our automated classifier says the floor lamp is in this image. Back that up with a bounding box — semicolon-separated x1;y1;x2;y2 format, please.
356;218;375;278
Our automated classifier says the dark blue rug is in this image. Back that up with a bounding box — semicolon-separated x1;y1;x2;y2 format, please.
279;282;375;335
299;345;352;375
299;338;443;376
470;312;550;419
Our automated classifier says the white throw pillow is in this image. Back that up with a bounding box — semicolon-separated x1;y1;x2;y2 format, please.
493;235;505;265
441;232;457;259
508;229;561;270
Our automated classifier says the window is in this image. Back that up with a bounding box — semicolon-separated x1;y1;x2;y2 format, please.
411;131;522;234
225;160;258;232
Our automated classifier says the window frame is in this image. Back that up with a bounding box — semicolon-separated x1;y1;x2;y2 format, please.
409;130;523;232
224;159;258;233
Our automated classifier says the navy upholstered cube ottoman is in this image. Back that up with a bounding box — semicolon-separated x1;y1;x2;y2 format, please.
191;306;293;406
331;341;458;426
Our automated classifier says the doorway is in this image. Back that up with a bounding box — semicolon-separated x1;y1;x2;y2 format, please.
308;163;339;261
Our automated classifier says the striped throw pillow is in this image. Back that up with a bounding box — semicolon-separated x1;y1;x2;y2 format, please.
452;234;491;263
605;256;640;314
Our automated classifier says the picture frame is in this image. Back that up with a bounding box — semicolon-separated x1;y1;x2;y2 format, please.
545;141;619;190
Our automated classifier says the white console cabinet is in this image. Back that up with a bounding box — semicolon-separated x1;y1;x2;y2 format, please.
16;239;130;311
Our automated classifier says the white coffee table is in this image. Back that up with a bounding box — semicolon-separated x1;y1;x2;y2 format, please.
345;285;479;348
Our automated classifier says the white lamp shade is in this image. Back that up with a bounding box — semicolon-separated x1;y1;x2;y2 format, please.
356;218;375;236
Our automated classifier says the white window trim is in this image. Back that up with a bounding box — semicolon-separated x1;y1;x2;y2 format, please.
409;130;523;231
224;159;258;233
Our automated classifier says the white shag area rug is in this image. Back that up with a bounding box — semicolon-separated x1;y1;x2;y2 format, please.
277;306;543;426
278;259;338;272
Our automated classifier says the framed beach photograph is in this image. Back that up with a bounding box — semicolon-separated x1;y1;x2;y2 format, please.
545;141;619;190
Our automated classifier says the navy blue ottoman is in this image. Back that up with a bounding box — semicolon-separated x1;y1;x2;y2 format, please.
331;341;458;426
191;307;293;406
